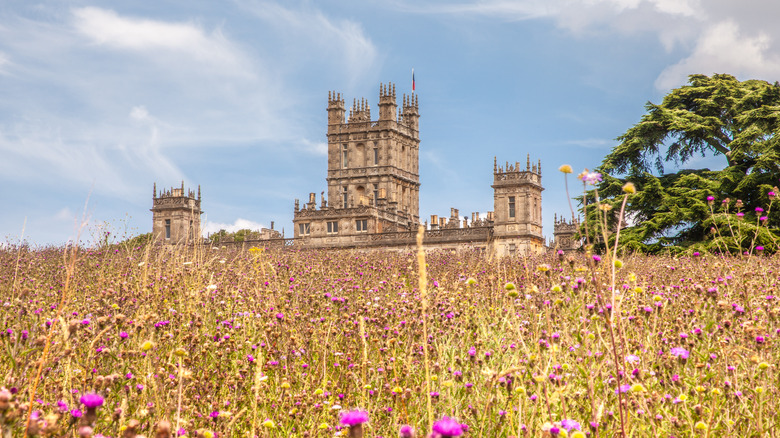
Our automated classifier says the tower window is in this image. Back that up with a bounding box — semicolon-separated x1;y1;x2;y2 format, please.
342;144;348;168
356;219;368;232
509;196;516;218
373;184;379;206
327;221;339;234
165;219;171;239
342;186;348;208
373;147;379;165
298;223;311;236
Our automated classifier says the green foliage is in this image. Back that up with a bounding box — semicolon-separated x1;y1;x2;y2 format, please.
209;228;253;243
119;232;153;249
593;74;780;253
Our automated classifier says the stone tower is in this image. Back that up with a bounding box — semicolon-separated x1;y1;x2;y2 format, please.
491;156;544;254
552;213;581;251
151;182;202;243
325;83;420;220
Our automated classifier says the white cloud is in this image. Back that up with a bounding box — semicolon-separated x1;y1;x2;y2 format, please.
0;51;9;74
239;1;378;86
298;138;328;155
54;207;76;222
201;218;269;236
656;21;780;89
407;0;780;90
71;7;250;74
130;105;150;121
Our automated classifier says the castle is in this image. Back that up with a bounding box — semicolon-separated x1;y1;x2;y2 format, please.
151;82;581;254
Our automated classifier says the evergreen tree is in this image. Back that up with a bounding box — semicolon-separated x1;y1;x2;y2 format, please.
592;74;780;253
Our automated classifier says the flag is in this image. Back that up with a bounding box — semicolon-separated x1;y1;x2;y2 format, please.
412;68;415;93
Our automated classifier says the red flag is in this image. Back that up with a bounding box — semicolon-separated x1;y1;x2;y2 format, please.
412;69;415;93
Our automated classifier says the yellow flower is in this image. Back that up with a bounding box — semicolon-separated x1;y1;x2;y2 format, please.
622;182;636;194
262;419;276;429
314;388;324;395
559;164;573;174
571;432;586;438
140;340;154;351
318;422;330;430
174;348;187;357
694;421;707;431
630;383;647;393
614;259;623;269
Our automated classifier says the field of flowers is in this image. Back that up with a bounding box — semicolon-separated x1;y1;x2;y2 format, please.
0;243;778;437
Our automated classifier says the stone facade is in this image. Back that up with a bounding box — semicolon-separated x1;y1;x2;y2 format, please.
287;83;545;255
153;82;557;256
293;83;420;242
151;182;202;243
491;157;545;254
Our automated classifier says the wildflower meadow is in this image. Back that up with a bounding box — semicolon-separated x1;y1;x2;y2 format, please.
1;233;779;437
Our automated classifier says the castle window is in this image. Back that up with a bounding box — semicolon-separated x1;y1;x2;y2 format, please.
165;219;171;240
509;196;516;218
327;221;339;234
298;223;310;236
373;184;379;206
373;147;379;165
342;144;348;168
356;219;368;232
342;186;348;208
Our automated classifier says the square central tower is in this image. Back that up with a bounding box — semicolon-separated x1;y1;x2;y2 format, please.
325;83;420;221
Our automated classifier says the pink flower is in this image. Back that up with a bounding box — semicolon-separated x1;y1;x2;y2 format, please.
79;393;104;409
432;417;463;437
340;409;369;426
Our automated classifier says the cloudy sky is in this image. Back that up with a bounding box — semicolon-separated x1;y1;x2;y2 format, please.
2;0;779;245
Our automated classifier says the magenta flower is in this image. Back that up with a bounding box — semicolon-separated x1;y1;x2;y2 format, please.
670;347;689;360
432;417;463;437
340;409;369;426
79;393;104;408
275;312;284;321
70;409;82;418
399;424;414;437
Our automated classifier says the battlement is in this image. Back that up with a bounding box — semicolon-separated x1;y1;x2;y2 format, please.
326;83;419;132
153;182;201;202
348;98;372;123
493;154;541;177
554;213;579;227
327;91;345;108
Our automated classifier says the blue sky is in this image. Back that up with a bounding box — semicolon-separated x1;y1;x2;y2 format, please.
2;0;779;245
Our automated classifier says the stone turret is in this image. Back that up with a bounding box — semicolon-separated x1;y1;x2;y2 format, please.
552;213;582;251
491;155;544;255
151;182;202;243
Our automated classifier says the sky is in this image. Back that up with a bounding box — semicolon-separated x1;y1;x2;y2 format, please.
3;0;780;245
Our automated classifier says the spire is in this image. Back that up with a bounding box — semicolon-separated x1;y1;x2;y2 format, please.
493;156;497;173
538;159;541;175
526;154;530;171
181;180;184;193
153;182;156;199
198;185;201;201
